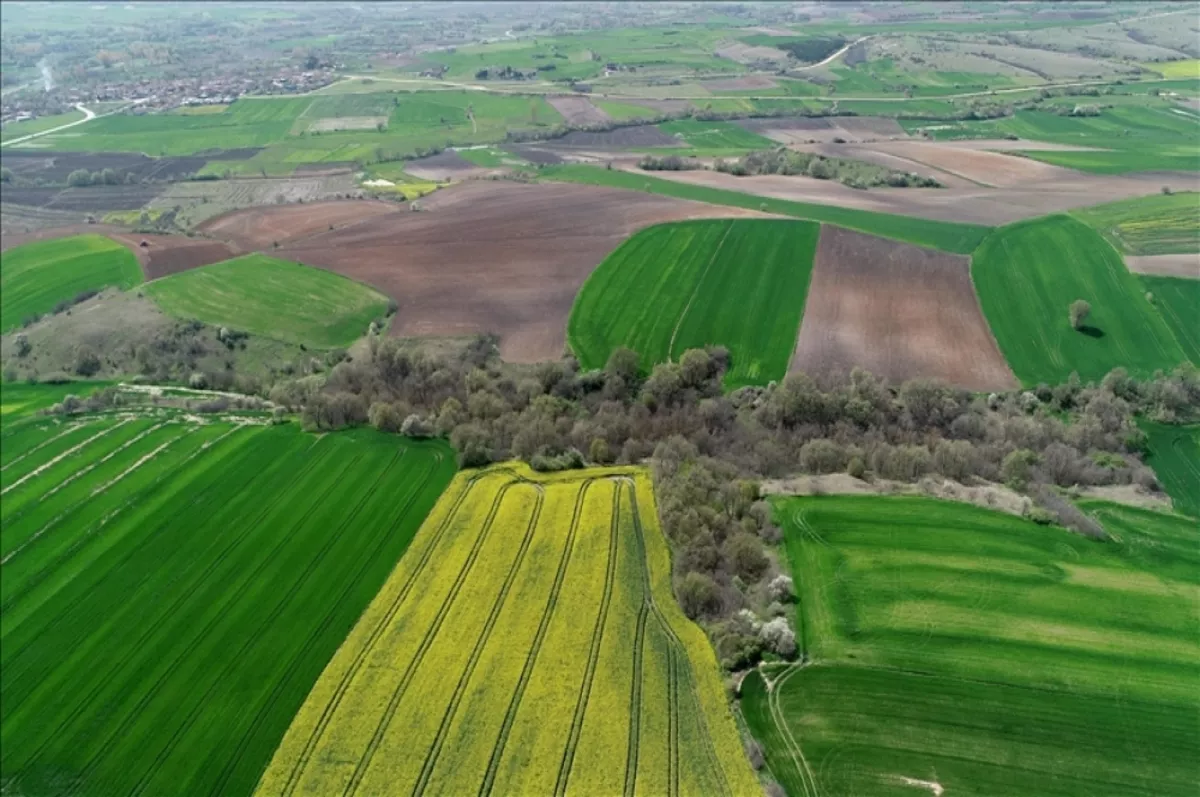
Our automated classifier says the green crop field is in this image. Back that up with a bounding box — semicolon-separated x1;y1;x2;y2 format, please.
656;120;777;150
1140;275;1200;365
0;235;142;333
744;495;1200;797
1140;422;1200;518
541;164;989;253
145;254;391;348
569;219;819;387
0;410;455;797
257;464;759;797
1071;193;1200;256
972;215;1187;384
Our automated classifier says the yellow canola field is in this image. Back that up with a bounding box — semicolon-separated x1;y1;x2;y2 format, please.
255;463;759;797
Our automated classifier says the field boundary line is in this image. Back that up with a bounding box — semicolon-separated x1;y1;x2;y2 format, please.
214;447;447;797
667;221;735;361
0;426;237;617
277;469;487;797
125;447;418;797
477;478;597;797
412;483;547;796
341;479;525;797
13;446;363;785
1;420;130;497
0;423;86;473
553;480;622;797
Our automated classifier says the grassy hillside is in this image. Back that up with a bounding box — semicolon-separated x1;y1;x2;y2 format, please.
145;254;391;348
540;164;991;254
0;415;454;797
746;495;1200;797
569;219;820;388
972;215;1187;384
1141;275;1200;364
1071;192;1200;256
0;235;142;333
1139;422;1200;517
257;464;760;797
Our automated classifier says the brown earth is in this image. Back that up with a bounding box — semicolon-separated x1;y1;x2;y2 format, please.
196;199;400;251
271;181;763;362
1125;254;1199;279
105;232;237;279
790;225;1018;391
622;165;1200;225
546;95;613;126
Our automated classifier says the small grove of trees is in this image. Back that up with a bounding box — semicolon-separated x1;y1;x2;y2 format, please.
1069;299;1091;331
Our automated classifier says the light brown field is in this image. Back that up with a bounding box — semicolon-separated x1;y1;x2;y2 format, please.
1125;254;1199;279
546;95;612;126
269;181;763;361
790;225;1017;391
196;199;400;251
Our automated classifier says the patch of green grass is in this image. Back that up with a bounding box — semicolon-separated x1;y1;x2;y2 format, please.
1138;422;1200;517
1070;192;1200;256
145;254;390;348
0;417;455;797
569;219;818;388
0;235;142;333
972;215;1187;384
749;495;1200;797
1140;275;1200;364
656;119;777;149
540;164;989;253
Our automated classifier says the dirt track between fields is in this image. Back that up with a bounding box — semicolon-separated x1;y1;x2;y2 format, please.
790;225;1018;391
271;181;764;361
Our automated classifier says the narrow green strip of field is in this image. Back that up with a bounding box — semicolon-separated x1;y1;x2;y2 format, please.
569;219;819;387
1139;421;1200;518
0;418;455;797
972;214;1187;384
145;254;391;348
540;164;990;254
1071;192;1200;256
1140;275;1200;364
748;495;1200;797
0;235;142;333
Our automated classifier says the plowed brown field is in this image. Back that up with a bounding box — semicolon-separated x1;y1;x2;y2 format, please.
790;225;1017;391
273;181;762;361
196;199;400;251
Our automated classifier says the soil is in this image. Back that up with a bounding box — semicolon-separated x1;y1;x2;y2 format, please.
789;225;1018;391
404;150;492;181
196;199;401;251
266;181;764;362
546;96;613;126
1125;254;1199;279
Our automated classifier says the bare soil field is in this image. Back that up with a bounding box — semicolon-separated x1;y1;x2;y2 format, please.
269;181;763;361
624;165;1200;225
0;184;166;212
790;225;1017;391
0;149;257;184
404;150;492;181
548;125;682;150
702;75;779;91
197;199;400;251
106;232;237;279
738;116;907;144
546;95;613;126
1125;254;1199;279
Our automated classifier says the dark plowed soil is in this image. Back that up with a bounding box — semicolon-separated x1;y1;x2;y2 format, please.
790;225;1017;391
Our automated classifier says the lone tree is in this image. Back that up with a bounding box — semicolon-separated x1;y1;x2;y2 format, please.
1069;299;1091;330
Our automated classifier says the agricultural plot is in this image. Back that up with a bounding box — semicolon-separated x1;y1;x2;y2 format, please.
0;413;455;797
1139;422;1200;518
145;254;392;348
0;234;142;333
746;495;1200;797
257;464;759;797
1071;192;1200;256
569;219;819;388
1139;275;1200;364
972;215;1187;384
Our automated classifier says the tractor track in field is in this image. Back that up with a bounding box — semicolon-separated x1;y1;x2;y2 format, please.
0;427;190;568
10;447;361;782
277;468;488;797
554;481;622;797
342;479;528;797
0;426;239;615
1;421;130;497
211;447;446;797
125;448;417;797
478;478;598;797
0;423;87;473
412;482;547;796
